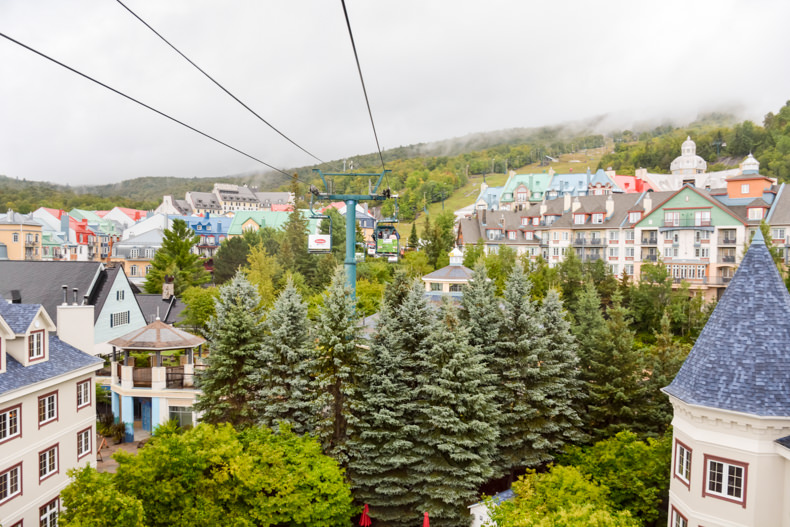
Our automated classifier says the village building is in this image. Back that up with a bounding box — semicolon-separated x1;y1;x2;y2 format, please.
663;230;790;526
0;300;102;527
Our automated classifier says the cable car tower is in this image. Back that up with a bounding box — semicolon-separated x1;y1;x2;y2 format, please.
310;168;392;296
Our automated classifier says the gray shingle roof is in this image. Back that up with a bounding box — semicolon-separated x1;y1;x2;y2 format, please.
0;334;102;396
0;261;103;325
0;302;40;333
423;265;474;281
664;230;790;416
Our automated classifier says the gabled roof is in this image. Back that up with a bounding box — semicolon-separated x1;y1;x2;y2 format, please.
636;184;746;227
135;294;187;325
0;302;42;333
0;261;104;325
0;335;102;396
664;231;790;416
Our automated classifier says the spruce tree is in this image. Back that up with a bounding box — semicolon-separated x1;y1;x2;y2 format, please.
538;289;586;449
408;222;418;249
313;268;362;463
253;278;315;436
460;261;502;364
572;282;605;377
585;292;646;441
347;279;432;526
412;301;499;527
195;272;265;428
496;265;549;478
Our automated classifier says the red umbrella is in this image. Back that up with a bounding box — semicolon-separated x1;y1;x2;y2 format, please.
359;504;371;527
423;511;430;527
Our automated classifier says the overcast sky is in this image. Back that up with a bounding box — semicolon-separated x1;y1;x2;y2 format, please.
1;0;789;186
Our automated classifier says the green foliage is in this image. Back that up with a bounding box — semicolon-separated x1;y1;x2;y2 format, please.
195;273;265;428
559;431;672;525
253;279;316;435
244;244;281;308
412;301;499;526
279;208;317;285
422;211;455;269
461;261;502;363
557;249;583;314
584;293;646;441
212;236;250;285
408;222;419;249
355;278;385;317
144;219;210;295
487;465;639;527
60;466;145;527
179;285;218;335
313;268;362;463
109;423;355;527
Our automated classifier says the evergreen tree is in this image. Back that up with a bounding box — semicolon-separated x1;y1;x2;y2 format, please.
212;236;249;285
244;244;280;308
253;278;315;436
144;218;210;295
585;293;646;441
408;222;418;249
460;261;502;364
641;311;690;436
556;248;583;314
279;208;315;284
538;289;586;449
313;268;362;463
347;279;432;526
195;272;265;428
412;301;499;527
496;265;549;478
573;282;605;375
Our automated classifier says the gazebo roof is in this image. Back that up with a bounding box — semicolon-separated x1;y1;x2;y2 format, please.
109;319;205;351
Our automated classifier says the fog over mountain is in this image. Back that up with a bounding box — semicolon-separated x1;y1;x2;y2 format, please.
1;0;788;185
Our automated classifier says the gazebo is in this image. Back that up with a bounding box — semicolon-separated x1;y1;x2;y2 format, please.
108;318;206;441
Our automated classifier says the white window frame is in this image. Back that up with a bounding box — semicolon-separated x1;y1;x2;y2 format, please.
116;290;125;301
741;183;750;194
40;498;59;527
0;406;20;443
532;217;540;226
704;455;747;505
671;507;688;527
574;214;586;225
38;392;57;426
608;247;619;258
592;213;604;224
508;231;516;240
0;464;21;504
111;311;130;328
674;441;691;486
748;207;764;220
525;231;534;240
609;230;619;241
77;428;92;459
625;230;635;241
29;331;44;360
629;212;641;223
77;379;91;409
39;445;58;481
625;247;635;258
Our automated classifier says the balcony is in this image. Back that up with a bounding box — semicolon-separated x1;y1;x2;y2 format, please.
642;254;658;262
112;356;205;391
589;238;604;246
661;218;712;229
720;255;736;263
641;237;658;245
572;238;587;246
718;237;737;245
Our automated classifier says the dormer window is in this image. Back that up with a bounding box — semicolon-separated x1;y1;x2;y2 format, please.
532;217;540;226
521;217;529;226
574;214;586;225
29;331;44;361
629;212;642;223
130;248;139;258
748;208;764;220
592;213;604;224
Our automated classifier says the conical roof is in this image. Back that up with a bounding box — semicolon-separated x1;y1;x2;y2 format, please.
109;319;205;351
664;230;790;416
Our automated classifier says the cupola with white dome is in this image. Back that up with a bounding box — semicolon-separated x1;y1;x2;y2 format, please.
670;136;707;176
740;153;760;175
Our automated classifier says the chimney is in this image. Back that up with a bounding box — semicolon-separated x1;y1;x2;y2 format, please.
571;197;581;213
563;192;572;212
163;276;175;300
57;302;95;355
606;194;615;218
62;285;68;305
72;288;79;305
642;192;653;215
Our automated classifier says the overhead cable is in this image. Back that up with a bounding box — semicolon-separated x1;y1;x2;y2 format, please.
115;0;334;170
0;31;297;179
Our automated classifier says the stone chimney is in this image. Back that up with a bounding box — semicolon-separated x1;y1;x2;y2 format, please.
605;194;615;218
563;192;572;212
571;197;582;213
163;276;175;300
642;192;653;215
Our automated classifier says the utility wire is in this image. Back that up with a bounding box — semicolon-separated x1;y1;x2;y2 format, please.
339;0;388;182
115;0;334;172
0;31;306;181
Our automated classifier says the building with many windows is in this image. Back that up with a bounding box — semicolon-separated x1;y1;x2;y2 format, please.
663;230;790;526
0;300;102;527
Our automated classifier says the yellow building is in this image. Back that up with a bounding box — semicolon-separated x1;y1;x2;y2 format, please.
0;211;43;261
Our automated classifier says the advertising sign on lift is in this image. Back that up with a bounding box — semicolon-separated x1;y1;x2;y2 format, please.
308;234;332;253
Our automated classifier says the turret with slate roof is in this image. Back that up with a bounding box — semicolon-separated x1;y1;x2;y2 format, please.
664;230;790;415
663;229;790;526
